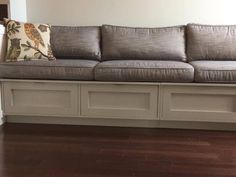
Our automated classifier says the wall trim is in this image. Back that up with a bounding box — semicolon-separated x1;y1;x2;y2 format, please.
0;115;5;126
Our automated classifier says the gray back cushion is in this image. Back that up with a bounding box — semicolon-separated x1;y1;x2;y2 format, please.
187;24;236;61
102;25;186;61
51;26;101;60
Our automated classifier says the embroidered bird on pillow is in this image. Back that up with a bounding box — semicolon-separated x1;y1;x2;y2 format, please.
6;38;21;60
4;18;55;62
24;23;45;49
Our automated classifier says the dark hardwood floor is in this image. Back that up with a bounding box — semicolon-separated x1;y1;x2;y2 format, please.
1;123;236;177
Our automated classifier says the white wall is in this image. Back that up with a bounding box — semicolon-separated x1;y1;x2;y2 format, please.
0;25;4;34
24;0;236;27
0;0;27;22
10;0;27;22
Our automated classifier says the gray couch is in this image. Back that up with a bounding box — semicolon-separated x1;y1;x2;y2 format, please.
2;23;236;129
1;23;236;83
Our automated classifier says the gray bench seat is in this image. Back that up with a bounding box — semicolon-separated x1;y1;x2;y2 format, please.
0;59;99;80
190;61;236;83
95;60;194;82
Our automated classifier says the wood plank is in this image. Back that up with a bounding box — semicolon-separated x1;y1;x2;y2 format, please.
1;124;236;177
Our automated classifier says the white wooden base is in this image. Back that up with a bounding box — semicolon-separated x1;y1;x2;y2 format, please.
2;79;236;130
160;85;236;123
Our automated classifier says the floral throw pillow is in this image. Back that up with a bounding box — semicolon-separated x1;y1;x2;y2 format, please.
4;19;55;62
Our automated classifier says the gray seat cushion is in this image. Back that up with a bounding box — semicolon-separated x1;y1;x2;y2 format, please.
0;59;99;80
95;60;194;82
187;24;236;61
102;25;186;61
51;26;101;60
190;61;236;83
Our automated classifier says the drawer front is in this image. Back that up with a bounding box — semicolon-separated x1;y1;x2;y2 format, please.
3;82;78;116
81;84;158;120
160;85;236;123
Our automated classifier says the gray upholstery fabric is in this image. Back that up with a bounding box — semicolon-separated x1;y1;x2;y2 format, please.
51;26;101;60
95;60;194;82
0;59;99;80
102;25;186;61
187;24;236;61
190;61;236;83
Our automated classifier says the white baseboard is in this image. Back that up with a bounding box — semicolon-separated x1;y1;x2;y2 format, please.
6;116;159;128
6;115;236;131
0;115;5;126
